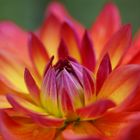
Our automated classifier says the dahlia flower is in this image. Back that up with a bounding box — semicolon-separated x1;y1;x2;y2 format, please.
0;2;140;140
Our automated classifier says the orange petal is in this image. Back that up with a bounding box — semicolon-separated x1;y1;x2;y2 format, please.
46;2;84;39
97;65;140;105
0;95;11;109
90;2;121;58
0;111;56;140
61;22;81;62
80;31;96;71
40;14;61;59
0;51;28;93
102;24;132;69
93;112;129;138
62;122;103;139
7;94;46;115
76;99;115;120
29;33;49;76
7;94;64;127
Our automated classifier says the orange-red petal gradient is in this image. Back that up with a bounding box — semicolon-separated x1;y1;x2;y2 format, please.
62;122;103;140
61;22;81;62
122;30;140;64
0;21;31;67
40;14;61;59
97;65;140;105
29;33;49;77
102;24;132;69
0;111;56;140
76;99;115;120
90;2;121;58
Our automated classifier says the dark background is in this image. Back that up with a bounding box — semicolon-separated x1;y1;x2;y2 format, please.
0;0;139;34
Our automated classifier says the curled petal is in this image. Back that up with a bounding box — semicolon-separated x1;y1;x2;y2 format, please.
24;68;40;103
76;99;115;120
59;89;74;118
29;33;49;76
98;65;140;105
81;31;96;71
61;22;81;62
90;2;121;58
96;54;112;94
57;69;84;111
41;67;60;117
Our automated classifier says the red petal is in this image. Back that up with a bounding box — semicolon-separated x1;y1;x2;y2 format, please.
76;99;115;120
61;22;81;62
122;30;140;64
24;68;40;103
29;33;49;76
90;2;121;58
102;24;132;69
58;39;69;59
81;31;96;71
117;118;140;140
96;54;112;94
59;88;74;118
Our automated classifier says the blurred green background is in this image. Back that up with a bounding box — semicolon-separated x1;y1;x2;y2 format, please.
0;0;139;34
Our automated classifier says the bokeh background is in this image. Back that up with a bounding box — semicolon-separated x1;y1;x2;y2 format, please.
0;0;139;34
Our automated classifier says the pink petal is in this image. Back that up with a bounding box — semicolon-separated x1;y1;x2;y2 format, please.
41;67;60;116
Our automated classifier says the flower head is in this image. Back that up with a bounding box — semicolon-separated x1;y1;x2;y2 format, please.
0;2;140;140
